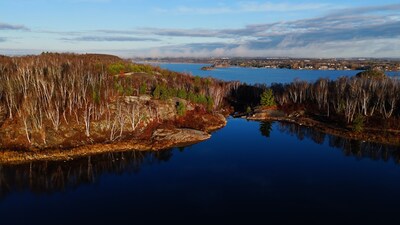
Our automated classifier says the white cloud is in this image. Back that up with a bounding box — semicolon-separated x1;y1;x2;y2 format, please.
121;37;400;58
2;3;400;58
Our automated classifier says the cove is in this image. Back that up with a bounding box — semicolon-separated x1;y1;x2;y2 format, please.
1;118;400;224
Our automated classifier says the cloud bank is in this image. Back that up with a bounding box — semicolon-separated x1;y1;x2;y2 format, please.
61;36;160;42
0;22;30;31
2;3;400;58
133;3;400;58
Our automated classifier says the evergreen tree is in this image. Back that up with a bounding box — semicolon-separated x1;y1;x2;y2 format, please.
260;89;276;106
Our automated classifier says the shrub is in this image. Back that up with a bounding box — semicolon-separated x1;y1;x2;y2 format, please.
159;86;170;100
177;89;188;99
188;92;197;102
124;86;134;96
176;101;186;116
139;82;147;95
246;106;252;114
196;94;208;104
108;62;125;75
153;85;161;99
352;114;364;132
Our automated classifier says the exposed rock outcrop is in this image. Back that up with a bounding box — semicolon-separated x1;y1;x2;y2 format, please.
151;128;211;149
0;101;227;164
0;127;214;164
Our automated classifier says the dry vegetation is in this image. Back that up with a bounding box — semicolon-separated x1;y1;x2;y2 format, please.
233;69;400;143
270;73;400;127
0;53;237;150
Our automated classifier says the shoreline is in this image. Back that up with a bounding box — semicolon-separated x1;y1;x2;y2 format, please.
146;61;399;72
247;109;400;147
0;126;223;165
0;107;228;165
2;110;400;165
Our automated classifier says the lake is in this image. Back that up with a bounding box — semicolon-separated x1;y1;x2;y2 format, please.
1;65;400;225
159;63;399;84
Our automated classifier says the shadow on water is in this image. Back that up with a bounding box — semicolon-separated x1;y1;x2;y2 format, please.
275;121;400;163
1;120;400;199
0;148;178;199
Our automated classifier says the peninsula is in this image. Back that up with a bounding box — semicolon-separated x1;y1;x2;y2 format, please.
0;53;236;164
1;53;400;165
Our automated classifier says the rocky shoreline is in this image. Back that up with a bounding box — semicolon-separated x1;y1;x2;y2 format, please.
0;113;227;165
247;106;400;147
0;93;228;165
0;127;215;165
3;105;400;165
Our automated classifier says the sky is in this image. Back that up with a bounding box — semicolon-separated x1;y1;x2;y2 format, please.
0;0;400;58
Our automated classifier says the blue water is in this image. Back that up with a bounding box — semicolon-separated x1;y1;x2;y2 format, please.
1;65;400;225
1;119;400;224
159;63;399;84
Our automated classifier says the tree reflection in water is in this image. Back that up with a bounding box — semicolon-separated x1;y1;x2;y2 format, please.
0;148;178;199
2;121;400;200
277;122;400;163
259;121;273;138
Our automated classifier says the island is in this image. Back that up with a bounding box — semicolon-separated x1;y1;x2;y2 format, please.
201;62;231;71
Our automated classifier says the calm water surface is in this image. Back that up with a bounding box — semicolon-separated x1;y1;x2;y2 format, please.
159;63;399;84
1;119;400;224
1;65;400;225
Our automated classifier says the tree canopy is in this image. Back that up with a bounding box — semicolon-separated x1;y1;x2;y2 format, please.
260;89;276;107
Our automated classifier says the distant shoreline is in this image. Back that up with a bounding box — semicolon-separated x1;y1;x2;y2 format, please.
142;61;400;73
136;58;400;72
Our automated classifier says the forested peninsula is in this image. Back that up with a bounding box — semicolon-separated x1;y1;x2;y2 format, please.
0;53;237;163
238;69;400;146
1;53;400;164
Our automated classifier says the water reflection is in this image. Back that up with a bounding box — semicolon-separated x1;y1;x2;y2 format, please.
0;149;177;199
2;120;400;200
276;122;400;163
259;121;273;138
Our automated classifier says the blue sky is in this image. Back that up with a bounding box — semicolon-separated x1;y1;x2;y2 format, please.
1;0;400;58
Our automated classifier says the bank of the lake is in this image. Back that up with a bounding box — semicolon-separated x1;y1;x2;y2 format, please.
162;63;400;147
0;54;235;162
1;60;398;165
0;111;227;165
246;107;400;147
2;118;400;225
